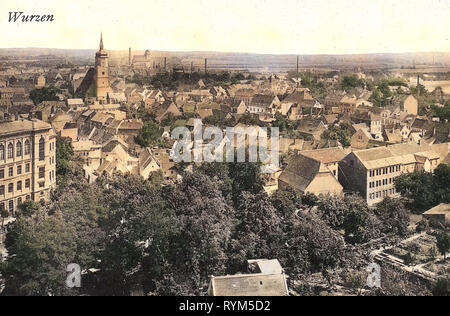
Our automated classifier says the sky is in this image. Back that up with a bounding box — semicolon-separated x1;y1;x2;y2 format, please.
1;0;450;55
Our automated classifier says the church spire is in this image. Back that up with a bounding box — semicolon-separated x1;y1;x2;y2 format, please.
100;33;104;51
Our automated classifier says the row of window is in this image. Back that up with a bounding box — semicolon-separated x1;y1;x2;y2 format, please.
369;165;401;177
0;166;48;194
369;188;397;200
0;137;48;162
369;177;398;189
0;179;31;195
0;163;31;179
0;140;31;160
249;107;265;113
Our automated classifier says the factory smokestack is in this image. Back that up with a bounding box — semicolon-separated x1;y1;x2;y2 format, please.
129;47;131;66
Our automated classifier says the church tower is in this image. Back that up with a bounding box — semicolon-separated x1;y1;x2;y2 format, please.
94;33;111;103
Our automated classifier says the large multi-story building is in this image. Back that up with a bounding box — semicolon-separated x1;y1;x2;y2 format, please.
339;143;447;206
0;118;56;215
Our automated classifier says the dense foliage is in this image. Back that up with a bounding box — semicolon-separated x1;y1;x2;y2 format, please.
0;145;434;296
135;121;164;148
395;164;450;213
29;86;61;105
321;123;354;147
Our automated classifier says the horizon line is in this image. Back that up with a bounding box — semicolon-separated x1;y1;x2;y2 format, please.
0;47;449;57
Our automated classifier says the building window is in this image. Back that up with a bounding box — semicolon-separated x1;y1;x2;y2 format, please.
25;179;30;188
8;200;14;213
25;140;31;155
17;165;22;175
39;137;45;161
0;144;4;160
16;141;22;157
25;163;30;173
8;167;13;177
7;143;14;159
17;181;22;191
8;183;13;193
39;167;45;179
0;185;4;195
0;169;4;179
0;202;4;211
18;197;22;206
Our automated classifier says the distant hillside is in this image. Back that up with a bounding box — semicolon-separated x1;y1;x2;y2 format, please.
1;48;450;72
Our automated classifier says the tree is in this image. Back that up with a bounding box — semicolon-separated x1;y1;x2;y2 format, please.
56;136;74;177
280;213;346;285
395;171;436;213
238;113;261;126
162;172;235;295
91;173;170;295
135;121;163;148
318;194;382;244
395;165;450;213
432;104;450;121
195;162;233;199
273;112;295;133
341;195;381;244
1;210;78;296
29;86;61;105
318;195;350;229
270;187;302;221
229;192;282;273
436;232;450;261
341;75;364;91
369;80;392;107
321;123;353;147
374;198;410;236
433;164;450;204
50;181;107;275
18;200;40;218
229;162;264;206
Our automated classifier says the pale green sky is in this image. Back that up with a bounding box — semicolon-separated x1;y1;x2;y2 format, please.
1;0;450;54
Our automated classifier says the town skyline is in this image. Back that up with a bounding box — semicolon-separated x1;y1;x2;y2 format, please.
1;0;449;299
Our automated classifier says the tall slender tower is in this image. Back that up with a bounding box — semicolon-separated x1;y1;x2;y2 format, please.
95;33;111;103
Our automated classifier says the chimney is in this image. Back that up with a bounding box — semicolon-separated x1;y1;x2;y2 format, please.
205;58;208;74
417;75;420;98
129;47;131;66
